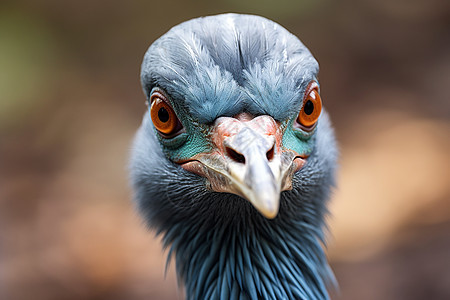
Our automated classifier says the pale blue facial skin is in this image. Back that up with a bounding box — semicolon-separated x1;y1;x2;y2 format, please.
149;100;212;161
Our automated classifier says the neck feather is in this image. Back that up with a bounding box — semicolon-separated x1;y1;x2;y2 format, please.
162;201;333;300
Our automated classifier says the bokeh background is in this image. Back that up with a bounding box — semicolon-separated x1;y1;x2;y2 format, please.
1;0;449;299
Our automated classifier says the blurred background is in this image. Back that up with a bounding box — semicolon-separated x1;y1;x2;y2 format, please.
1;0;449;299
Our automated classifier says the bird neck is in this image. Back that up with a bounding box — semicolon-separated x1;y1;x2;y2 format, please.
163;205;333;300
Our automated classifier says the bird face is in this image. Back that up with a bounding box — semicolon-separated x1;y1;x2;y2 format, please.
138;13;329;220
147;81;322;218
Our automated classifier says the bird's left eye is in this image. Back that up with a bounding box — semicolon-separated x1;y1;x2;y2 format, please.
297;82;322;129
150;92;183;137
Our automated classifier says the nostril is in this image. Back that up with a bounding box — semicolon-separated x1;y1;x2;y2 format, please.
266;145;275;161
226;147;246;164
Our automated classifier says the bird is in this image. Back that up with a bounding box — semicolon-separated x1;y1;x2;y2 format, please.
129;13;337;300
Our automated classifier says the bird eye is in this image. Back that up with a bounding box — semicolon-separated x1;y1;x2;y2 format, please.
150;92;182;136
297;83;322;129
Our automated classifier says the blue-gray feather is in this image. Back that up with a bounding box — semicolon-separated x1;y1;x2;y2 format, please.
131;13;337;300
141;14;318;123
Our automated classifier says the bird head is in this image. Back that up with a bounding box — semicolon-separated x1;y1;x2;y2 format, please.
132;13;336;224
130;15;338;298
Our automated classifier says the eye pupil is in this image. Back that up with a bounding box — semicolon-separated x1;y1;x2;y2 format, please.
158;107;170;123
304;100;314;115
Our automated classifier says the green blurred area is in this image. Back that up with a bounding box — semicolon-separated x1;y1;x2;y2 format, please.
0;9;57;129
1;0;449;299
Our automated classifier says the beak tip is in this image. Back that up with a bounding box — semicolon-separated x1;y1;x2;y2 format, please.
260;208;279;219
250;194;280;219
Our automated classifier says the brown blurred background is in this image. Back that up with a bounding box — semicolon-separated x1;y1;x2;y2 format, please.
1;0;449;299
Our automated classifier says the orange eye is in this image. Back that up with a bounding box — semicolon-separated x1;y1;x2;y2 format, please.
297;84;322;129
150;92;180;136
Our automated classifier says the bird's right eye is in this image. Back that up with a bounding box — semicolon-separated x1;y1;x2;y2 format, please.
150;92;182;136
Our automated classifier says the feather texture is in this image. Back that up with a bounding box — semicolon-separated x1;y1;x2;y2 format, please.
131;13;337;300
141;14;318;123
130;112;337;299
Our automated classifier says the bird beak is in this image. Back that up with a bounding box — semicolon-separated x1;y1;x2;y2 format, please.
178;114;306;219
